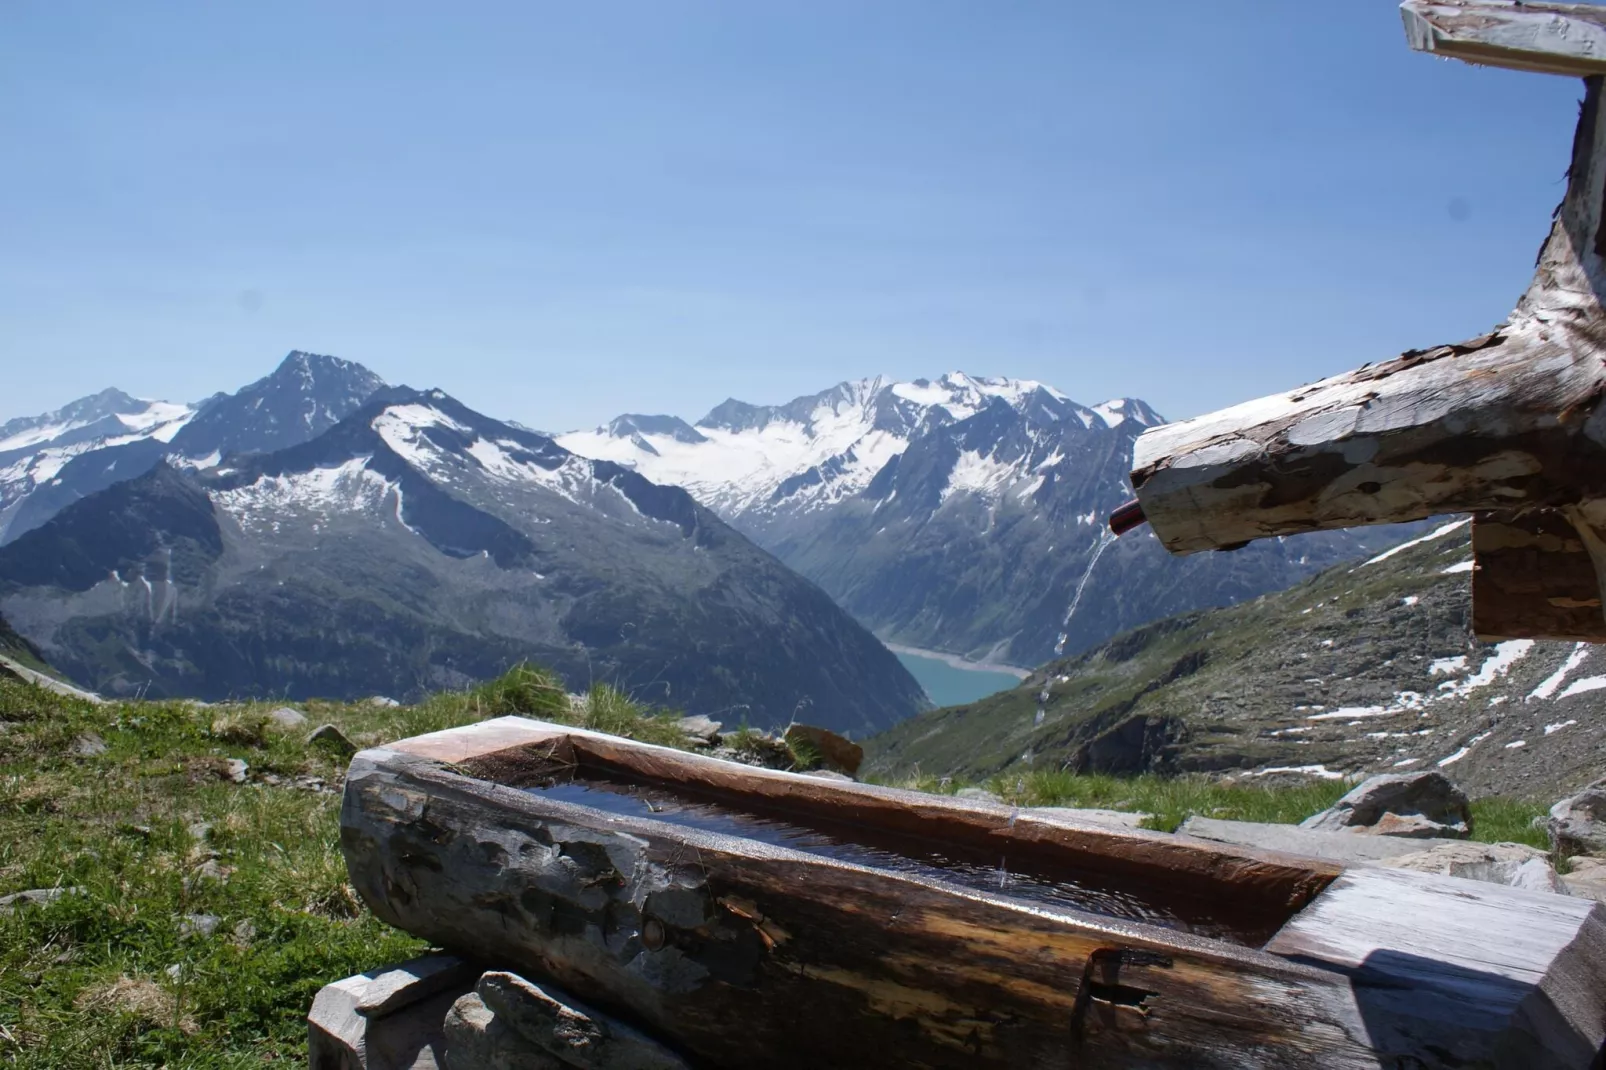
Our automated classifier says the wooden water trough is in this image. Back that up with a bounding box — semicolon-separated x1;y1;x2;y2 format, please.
341;717;1606;1069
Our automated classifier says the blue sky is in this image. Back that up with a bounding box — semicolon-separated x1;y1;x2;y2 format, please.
0;1;1587;431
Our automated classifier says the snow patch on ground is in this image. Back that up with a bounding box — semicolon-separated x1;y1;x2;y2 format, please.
1530;643;1591;701
1441;560;1474;575
214;457;392;532
1558;676;1606;701
1246;764;1346;780
1360;519;1469;567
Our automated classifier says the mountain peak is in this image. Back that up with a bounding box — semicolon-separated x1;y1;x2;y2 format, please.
1091;398;1164;428
170;352;388;461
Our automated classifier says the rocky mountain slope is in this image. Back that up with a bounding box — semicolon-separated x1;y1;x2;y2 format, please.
0;351;385;545
562;373;1416;665
0;389;924;734
865;519;1605;799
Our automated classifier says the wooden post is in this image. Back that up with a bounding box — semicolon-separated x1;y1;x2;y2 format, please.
1127;1;1606;642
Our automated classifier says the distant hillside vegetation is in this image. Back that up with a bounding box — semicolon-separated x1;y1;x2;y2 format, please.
865;520;1606;800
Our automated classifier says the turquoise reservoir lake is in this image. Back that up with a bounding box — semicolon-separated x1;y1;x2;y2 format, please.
893;649;1025;708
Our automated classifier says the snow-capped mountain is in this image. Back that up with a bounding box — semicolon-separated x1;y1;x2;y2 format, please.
0;388;924;732
564;373;1414;666
0;389;196;544
0;352;386;545
559;372;1151;533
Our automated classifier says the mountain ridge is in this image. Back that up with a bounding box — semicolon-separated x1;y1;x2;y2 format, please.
0;384;925;733
562;372;1416;666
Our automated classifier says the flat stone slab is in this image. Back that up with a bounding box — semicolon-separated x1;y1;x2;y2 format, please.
309;954;479;1070
1178;816;1467;865
1027;807;1152;830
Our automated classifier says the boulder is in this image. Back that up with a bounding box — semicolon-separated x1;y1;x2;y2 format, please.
1546;777;1606;858
179;913;221;939
309;954;479;1070
444;990;563;1070
1299;771;1471;838
307;724;358;757
474;971;691;1070
954;787;1003;805
675;715;722;744
265;706;309;731
1562;856;1606;904
783;723;864;776
1179;816;1466;865
1027;807;1153;831
225;758;249;784
0;886;82;914
71;732;108;758
1381;841;1566;894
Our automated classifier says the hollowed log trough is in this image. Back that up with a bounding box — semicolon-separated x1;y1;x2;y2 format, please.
340;717;1606;1069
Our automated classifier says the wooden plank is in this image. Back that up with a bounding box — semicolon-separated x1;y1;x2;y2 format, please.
1402;1;1606;78
1266;866;1606;1068
1473;510;1606;641
341;744;1385;1069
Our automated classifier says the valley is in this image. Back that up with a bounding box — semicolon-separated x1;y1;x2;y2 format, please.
866;520;1606;800
889;645;1024;708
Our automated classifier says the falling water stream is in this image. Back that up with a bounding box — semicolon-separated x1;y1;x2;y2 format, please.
1029;527;1119;743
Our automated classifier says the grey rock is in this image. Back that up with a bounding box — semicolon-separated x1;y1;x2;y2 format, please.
165;963;184;981
476;971;691;1070
184;859;232;891
231;919;256;947
71;732;108;758
1299;771;1471;838
179;912;221;939
1027;807;1152;831
1547;777;1606;858
954;787;1003;805
368;696;401;708
783;723;864;776
187;820;213;842
225;757;249;784
264;705;308;731
309;954;478;1070
1179;816;1466;864
1382;841;1565;893
307;723;357;756
675;715;723;744
1562;856;1606;904
444;991;563;1070
0;886;82;914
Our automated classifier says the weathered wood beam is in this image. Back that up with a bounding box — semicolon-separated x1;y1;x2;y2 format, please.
1402;1;1606;78
1129;62;1606;615
1473;509;1606;640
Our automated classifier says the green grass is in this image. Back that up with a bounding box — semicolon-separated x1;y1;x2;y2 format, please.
0;667;691;1066
870;768;1550;847
0;666;1552;1065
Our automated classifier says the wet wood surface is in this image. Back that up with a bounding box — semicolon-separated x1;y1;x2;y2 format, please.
343;718;1606;1069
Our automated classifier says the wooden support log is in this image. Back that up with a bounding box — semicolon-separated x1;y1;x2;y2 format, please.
1130;4;1606;642
1473;509;1606;640
339;718;1606;1069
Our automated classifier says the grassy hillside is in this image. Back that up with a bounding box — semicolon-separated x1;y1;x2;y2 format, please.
865;521;1606;800
0;656;1549;1065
